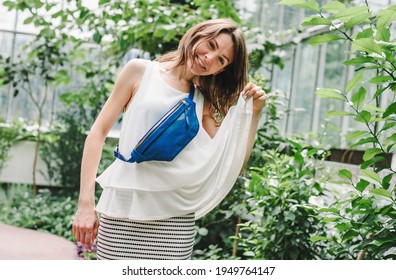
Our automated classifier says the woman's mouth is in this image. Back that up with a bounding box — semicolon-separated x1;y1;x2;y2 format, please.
195;56;206;71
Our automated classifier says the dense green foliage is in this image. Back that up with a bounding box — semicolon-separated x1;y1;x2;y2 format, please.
280;0;396;259
237;144;329;260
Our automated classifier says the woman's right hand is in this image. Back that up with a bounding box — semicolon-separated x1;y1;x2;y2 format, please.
72;206;99;251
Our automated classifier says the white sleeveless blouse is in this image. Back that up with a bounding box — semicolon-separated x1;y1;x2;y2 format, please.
95;59;253;220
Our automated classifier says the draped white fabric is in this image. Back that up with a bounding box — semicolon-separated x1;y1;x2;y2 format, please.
95;60;253;220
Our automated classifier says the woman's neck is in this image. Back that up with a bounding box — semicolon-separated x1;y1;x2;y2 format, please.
160;60;195;88
159;60;195;92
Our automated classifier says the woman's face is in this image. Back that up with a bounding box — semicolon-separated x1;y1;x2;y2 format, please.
189;32;235;76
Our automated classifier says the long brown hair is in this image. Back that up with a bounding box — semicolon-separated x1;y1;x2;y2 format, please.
157;18;248;119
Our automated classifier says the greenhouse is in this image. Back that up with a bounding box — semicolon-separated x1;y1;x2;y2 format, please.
0;0;395;265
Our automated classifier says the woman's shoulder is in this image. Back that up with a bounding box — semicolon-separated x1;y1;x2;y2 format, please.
124;58;150;74
120;59;153;87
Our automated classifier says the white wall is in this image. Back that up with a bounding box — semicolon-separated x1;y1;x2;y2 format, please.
0;141;53;186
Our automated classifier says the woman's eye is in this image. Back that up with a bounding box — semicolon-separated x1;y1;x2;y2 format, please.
219;57;225;65
209;41;215;49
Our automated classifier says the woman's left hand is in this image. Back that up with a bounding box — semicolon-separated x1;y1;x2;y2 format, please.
241;82;267;114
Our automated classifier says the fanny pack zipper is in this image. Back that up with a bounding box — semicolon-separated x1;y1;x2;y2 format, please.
135;99;187;149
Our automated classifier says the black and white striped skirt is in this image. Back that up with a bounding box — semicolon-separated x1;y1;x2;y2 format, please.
96;213;196;260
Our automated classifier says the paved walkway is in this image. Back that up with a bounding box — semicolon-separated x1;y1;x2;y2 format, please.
0;223;79;260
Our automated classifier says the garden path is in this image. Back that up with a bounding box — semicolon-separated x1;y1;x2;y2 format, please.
0;223;79;260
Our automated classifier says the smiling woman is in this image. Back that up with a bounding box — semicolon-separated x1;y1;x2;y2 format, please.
157;19;249;119
72;18;267;260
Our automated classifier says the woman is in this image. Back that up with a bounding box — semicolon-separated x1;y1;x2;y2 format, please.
72;18;266;260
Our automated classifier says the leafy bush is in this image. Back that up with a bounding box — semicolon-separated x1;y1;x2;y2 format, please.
236;140;330;260
280;0;396;259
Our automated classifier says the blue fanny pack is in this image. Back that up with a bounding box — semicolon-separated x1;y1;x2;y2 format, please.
114;84;199;163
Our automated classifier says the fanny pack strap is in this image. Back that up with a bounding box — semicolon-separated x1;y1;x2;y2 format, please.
188;83;195;100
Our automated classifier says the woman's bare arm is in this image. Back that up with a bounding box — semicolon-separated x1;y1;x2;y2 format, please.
72;59;146;250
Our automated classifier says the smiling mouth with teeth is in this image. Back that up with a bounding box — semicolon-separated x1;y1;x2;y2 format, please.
195;56;206;71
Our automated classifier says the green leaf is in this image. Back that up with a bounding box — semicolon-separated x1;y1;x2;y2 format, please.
369;189;393;199
321;1;346;14
289;140;303;150
375;26;391;42
352;38;384;55
153;28;168;37
355;110;371;124
278;0;320;13
316;88;345;101
361;105;383;113
350;137;376;148
339;169;352;180
198;227;208;236
302;16;332;27
356;179;369;192
93;32;102;44
382;174;394;190
345;12;371;31
284;211;296;221
294;152;304;166
376;7;396;28
346;130;369;141
2;1;15;10
52;10;63;19
369;76;394;85
308;34;343;46
372;117;386;123
326;110;354;116
361;156;385;169
33;0;44;9
355;28;374;39
335;6;369;23
373;87;387;99
335;223;350;232
243;251;255;257
384;133;396;145
322;217;340;223
54;70;71;86
363;148;383;161
23;17;34;25
383;102;396;118
351;87;366;109
361;169;381;184
346;73;364;94
382;122;396;132
351;197;372;210
355;66;382;72
310;236;329;243
343;56;377;66
342;230;359;242
319;208;340;214
99;0;111;5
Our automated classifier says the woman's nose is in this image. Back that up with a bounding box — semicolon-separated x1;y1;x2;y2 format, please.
204;53;213;64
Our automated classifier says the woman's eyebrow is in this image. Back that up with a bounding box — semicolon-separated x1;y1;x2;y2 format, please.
213;38;230;64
